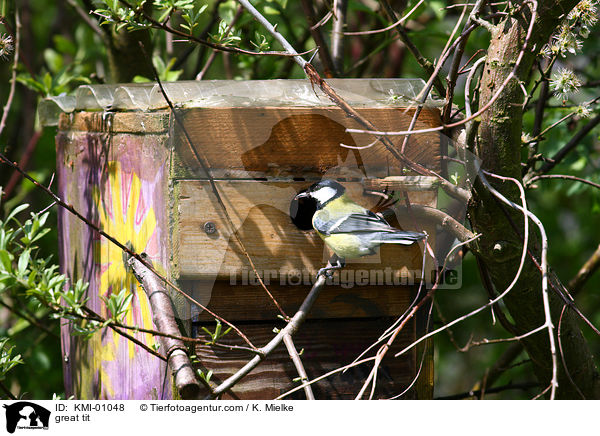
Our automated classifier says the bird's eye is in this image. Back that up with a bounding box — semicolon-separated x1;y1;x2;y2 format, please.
290;189;317;230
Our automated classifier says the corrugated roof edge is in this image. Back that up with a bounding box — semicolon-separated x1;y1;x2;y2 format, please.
39;78;445;126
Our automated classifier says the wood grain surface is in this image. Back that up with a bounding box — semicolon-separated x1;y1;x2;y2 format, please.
193;317;426;400
173;107;442;178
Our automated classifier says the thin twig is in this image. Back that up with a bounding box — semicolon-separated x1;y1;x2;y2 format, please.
444;0;488;124
236;0;307;67
3;130;42;198
0;298;58;338
0;10;19;138
330;0;346;75
346;1;539;137
557;305;585;399
568;243;600;295
276;356;377;400
533;113;600;176
76;306;168;361
344;0;424;36
195;6;243;80
115;0;312;58
477;342;525;397
0;381;16;400
526;174;600;191
379;0;446;96
481;170;556;399
138;41;287;321
0;152;255;349
300;0;336;76
283;333;315;400
65;0;106;39
208;259;333;398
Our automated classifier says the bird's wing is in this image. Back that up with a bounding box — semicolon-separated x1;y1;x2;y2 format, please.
314;210;397;236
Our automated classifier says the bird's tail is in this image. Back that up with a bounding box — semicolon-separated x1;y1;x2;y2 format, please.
376;230;427;245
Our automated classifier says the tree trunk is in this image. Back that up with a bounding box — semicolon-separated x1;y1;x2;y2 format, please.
468;0;600;399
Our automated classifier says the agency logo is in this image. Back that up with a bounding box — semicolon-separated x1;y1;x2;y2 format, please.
3;402;50;433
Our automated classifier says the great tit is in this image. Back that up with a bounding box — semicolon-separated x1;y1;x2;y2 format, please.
295;179;426;276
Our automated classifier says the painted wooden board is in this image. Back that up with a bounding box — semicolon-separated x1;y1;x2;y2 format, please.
172;107;442;179
57;115;172;400
193;317;430;399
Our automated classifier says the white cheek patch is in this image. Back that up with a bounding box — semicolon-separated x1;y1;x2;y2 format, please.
312;186;337;204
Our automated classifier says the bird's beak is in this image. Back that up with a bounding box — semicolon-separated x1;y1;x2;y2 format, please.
295;192;309;199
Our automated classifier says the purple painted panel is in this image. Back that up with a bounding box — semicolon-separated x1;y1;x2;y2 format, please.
57;127;172;400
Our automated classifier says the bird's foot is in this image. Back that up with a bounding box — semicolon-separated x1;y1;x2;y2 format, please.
316;257;345;279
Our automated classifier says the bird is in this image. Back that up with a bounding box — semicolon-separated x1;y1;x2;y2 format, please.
294;179;427;277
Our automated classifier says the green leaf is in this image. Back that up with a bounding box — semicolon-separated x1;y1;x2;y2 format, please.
263;5;280;15
157;6;173;23
53;35;77;56
570;156;587;171
6;204;29;223
17;249;30;277
0;250;13;273
43;48;64;74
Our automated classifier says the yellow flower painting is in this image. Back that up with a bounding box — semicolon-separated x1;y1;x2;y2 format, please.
90;161;161;395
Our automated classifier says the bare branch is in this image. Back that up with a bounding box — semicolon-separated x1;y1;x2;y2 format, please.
344;0;423;36
527;174;600;191
138;41;288;322
379;0;446;96
568;243;600;295
283;334;315;400
330;0;346;75
0;11;19;138
129;255;203;399
0;152;255;349
300;0;335;76
481;170;556;399
533;113;600;176
208;259;333;398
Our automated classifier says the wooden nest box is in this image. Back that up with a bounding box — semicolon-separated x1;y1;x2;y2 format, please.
50;79;443;400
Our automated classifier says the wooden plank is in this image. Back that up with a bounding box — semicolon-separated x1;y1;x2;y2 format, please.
186;281;416;322
173;107;442;179
193;317;427;399
58;111;169;133
175;180;436;281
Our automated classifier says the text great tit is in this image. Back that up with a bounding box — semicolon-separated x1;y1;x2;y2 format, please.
295;179;427;276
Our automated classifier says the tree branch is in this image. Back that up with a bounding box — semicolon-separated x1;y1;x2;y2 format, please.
533;113;600;176
568;243;600;295
208;259;332;398
129;255;204;399
379;0;446;96
283;333;315;400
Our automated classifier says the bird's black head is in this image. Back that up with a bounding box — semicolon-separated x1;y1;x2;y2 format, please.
290;179;346;229
298;179;346;207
